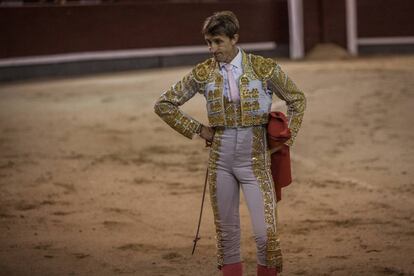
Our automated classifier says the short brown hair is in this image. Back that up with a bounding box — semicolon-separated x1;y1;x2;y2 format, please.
202;11;240;38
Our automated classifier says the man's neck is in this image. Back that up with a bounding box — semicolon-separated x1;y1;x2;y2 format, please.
225;47;239;63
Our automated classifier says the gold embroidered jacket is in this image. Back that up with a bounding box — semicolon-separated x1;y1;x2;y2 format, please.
154;50;306;146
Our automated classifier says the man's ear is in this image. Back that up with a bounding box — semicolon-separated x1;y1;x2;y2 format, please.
231;34;239;45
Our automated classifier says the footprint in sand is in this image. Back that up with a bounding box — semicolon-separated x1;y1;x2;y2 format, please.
89;154;131;167
290;227;310;235
65;152;86;160
116;243;157;252
0;160;16;170
127;116;137;122
101;96;115;103
288;247;305;254
14;201;39;211
52;211;76;216
142;145;176;155
367;201;391;209
357;157;380;163
0;212;15;219
363;165;389;172
0;172;12;179
292;269;307;275
291;199;306;205
162;252;182;260
53;182;77;194
392;183;414;194
130;154;149;166
72;253;90;259
33;243;53;250
131;177;152;185
167;181;202;196
329;266;347;273
35;172;53;185
366;249;381;253
306;178;360;190
104;208;141;220
327;255;350;259
112;267;136;274
376;266;406;275
117;243;144;251
307;179;327;188
311;206;339;216
102;220;130;230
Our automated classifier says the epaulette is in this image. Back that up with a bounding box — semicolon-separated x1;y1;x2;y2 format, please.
192;57;215;83
250;54;276;80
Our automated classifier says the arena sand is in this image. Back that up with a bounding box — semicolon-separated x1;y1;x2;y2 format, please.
0;55;413;275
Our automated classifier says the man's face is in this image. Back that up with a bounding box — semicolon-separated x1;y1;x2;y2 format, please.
204;33;239;63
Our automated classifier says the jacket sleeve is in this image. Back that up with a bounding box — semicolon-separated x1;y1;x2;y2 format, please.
154;71;203;139
267;63;306;147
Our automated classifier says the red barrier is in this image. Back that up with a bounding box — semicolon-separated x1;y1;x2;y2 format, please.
0;1;289;58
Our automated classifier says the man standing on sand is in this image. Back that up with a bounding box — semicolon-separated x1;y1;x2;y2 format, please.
154;11;306;276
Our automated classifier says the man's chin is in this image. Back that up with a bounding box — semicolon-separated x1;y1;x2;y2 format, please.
213;54;224;62
214;57;225;63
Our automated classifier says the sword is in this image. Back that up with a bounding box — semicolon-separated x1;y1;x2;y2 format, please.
191;165;209;255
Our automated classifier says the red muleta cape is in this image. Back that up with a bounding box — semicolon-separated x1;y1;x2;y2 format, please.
267;111;292;201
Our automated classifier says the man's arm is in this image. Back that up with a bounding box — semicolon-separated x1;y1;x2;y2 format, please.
267;63;306;147
154;71;204;139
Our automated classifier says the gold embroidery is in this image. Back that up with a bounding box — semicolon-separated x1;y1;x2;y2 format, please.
268;63;306;146
210;101;223;113
226;103;235;114
250;54;276;80
207;73;226;126
252;100;260;111
207;90;214;100
241;89;250;98
154;70;203;139
242;101;251;112
222;97;242;127
174;81;182;92
215;74;223;85
239;87;259;100
213;89;221;99
208;129;224;269
243;115;253;125
209;114;225;126
193;58;216;83
241;51;257;80
238;73;250;126
251;127;283;273
240;76;249;85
